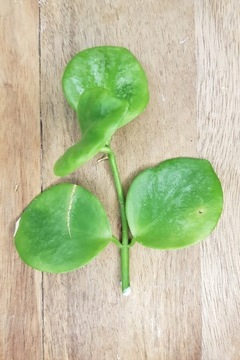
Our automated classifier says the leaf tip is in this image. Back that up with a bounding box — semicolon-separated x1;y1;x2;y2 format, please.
53;160;68;178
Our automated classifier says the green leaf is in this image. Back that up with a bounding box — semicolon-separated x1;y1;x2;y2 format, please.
54;88;128;176
14;183;112;273
126;158;223;249
62;46;149;128
54;47;149;177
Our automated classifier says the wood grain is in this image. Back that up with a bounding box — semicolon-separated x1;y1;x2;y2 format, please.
0;1;42;359
1;0;240;359
196;1;240;359
40;1;200;359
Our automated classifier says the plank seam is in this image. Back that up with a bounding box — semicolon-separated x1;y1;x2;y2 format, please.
38;3;45;360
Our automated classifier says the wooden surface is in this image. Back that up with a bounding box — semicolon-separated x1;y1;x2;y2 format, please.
1;0;239;359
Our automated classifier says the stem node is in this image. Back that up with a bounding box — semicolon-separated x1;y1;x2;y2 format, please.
105;145;130;294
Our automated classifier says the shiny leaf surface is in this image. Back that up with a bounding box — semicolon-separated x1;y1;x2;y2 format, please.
62;46;149;127
54;88;128;176
126;158;223;249
15;183;112;273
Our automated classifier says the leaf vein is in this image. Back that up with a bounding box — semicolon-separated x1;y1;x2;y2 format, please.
67;185;77;238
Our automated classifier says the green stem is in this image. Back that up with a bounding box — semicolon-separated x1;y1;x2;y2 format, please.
102;145;130;295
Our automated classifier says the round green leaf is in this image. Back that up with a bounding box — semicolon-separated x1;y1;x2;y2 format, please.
62;46;149;127
54;88;128;177
14;183;112;273
126;158;223;249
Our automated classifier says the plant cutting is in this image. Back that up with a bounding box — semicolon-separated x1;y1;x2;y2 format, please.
14;46;223;295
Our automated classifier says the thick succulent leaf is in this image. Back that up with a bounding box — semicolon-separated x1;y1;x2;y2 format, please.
14;183;112;273
126;158;223;249
54;88;128;177
77;87;129;136
62;46;149;127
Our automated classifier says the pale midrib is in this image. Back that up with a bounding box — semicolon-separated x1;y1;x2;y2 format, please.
67;185;77;238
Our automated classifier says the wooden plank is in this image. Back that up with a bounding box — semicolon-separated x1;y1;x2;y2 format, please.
0;1;42;359
40;1;200;359
2;1;239;359
195;1;240;359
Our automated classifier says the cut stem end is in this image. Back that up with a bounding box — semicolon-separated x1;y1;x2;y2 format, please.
123;287;131;296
